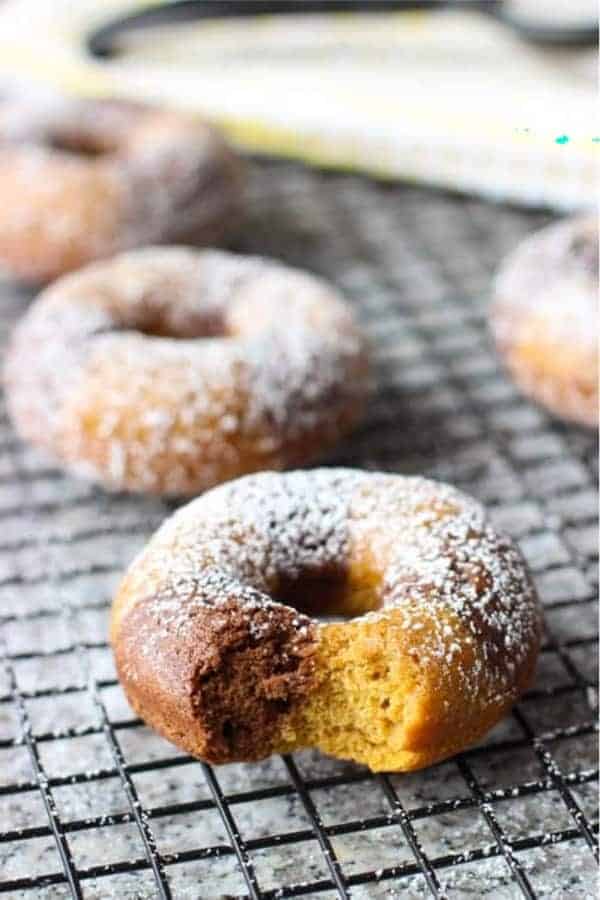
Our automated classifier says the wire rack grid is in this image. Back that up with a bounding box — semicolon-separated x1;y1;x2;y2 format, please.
0;160;598;899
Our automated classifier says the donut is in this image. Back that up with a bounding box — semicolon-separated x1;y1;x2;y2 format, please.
0;92;242;282
491;215;598;428
4;248;369;496
111;468;541;772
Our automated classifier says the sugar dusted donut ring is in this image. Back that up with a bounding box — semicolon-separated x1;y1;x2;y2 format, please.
0;92;242;282
492;215;598;428
111;469;541;772
4;249;369;496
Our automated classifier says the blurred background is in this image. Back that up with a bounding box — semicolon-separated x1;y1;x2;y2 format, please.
0;3;598;900
0;0;597;209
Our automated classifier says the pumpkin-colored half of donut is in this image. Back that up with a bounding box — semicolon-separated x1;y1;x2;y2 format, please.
111;469;542;773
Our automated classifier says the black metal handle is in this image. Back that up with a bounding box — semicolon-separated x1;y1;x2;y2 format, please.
87;0;597;59
87;0;485;58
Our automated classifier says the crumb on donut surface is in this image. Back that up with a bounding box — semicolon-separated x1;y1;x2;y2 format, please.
111;469;542;772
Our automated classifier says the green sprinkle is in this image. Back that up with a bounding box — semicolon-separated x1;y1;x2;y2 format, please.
555;135;570;145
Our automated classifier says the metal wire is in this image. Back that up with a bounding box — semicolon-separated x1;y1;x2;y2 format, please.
0;160;597;898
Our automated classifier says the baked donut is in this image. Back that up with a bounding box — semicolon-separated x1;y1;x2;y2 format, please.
492;215;598;428
0;92;242;282
4;248;369;496
111;468;541;772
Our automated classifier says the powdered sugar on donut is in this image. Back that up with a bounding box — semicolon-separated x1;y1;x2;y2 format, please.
4;249;369;495
493;215;598;351
120;469;541;704
0;92;242;281
492;215;598;427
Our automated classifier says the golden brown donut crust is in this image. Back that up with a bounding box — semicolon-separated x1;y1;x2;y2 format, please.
4;248;369;496
492;215;598;428
0;94;242;282
111;469;541;773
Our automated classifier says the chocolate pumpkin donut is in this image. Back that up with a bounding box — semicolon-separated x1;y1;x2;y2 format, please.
492;215;598;428
0;92;242;282
111;469;541;772
4;248;369;496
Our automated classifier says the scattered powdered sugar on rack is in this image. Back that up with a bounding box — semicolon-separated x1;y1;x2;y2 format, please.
120;468;541;703
4;248;369;495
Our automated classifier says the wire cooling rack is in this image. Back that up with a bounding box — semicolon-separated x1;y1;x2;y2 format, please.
0;161;598;899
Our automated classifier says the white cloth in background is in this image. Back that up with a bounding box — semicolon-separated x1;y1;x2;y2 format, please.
0;0;597;210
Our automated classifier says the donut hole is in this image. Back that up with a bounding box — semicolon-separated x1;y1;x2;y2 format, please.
275;566;382;621
47;130;116;158
106;288;230;340
133;309;228;340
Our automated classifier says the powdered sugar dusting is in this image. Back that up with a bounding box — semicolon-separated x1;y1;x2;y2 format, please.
4;249;369;495
493;215;597;350
119;468;541;704
492;215;598;427
0;91;241;281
